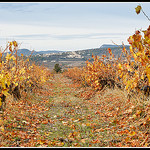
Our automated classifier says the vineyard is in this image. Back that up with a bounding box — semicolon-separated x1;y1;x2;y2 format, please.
0;5;149;147
62;25;150;147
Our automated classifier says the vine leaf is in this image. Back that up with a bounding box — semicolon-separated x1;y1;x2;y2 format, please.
135;5;142;14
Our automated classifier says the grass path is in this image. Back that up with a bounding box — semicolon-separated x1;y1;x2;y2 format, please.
0;74;149;147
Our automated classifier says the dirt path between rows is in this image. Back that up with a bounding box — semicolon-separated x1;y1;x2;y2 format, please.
1;74;149;147
35;73;129;147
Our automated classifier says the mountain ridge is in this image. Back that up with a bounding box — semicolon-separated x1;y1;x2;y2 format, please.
4;49;66;56
5;44;130;56
29;44;130;69
4;44;130;69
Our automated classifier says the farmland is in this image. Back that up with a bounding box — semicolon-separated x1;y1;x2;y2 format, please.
0;4;149;147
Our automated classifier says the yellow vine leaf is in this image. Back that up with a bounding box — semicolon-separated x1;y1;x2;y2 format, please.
9;41;13;46
125;80;131;90
135;5;142;14
11;67;15;71
5;53;11;61
2;89;9;97
0;125;4;132
19;67;26;75
128;131;136;136
12;41;18;47
118;63;123;70
141;73;145;80
11;55;16;61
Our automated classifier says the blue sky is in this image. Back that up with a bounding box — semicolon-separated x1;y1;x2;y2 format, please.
0;2;150;51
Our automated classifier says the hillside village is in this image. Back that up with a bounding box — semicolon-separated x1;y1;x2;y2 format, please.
30;44;130;70
7;44;130;70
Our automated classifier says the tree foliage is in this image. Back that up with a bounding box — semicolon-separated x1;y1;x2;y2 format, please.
53;63;62;73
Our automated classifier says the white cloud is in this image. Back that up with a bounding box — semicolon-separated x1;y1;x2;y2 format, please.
0;22;131;51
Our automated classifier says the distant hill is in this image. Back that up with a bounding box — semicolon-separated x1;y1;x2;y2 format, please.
29;44;130;69
16;49;38;56
4;44;129;57
3;44;130;69
4;49;66;56
38;50;65;54
100;44;130;48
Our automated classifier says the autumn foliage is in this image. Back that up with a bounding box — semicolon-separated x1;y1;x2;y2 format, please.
63;67;83;83
0;41;51;110
0;5;149;147
63;25;150;147
64;25;150;97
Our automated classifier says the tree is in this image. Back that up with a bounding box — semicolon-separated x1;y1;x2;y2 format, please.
53;63;62;73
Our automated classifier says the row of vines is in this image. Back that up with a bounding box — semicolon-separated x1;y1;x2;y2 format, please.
0;41;51;111
64;25;150;98
63;25;150;147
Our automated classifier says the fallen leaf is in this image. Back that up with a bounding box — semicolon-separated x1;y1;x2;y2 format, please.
128;131;136;136
0;125;4;132
81;138;87;143
95;128;104;132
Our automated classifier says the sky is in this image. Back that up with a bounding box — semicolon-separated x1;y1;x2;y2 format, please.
0;2;150;51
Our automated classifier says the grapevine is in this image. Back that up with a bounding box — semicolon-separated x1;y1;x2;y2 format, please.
0;41;51;111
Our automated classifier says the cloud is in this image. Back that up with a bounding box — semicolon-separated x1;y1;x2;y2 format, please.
12;32;130;41
0;21;131;51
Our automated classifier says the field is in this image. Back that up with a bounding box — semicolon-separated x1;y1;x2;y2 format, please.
0;73;149;147
0;6;149;147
